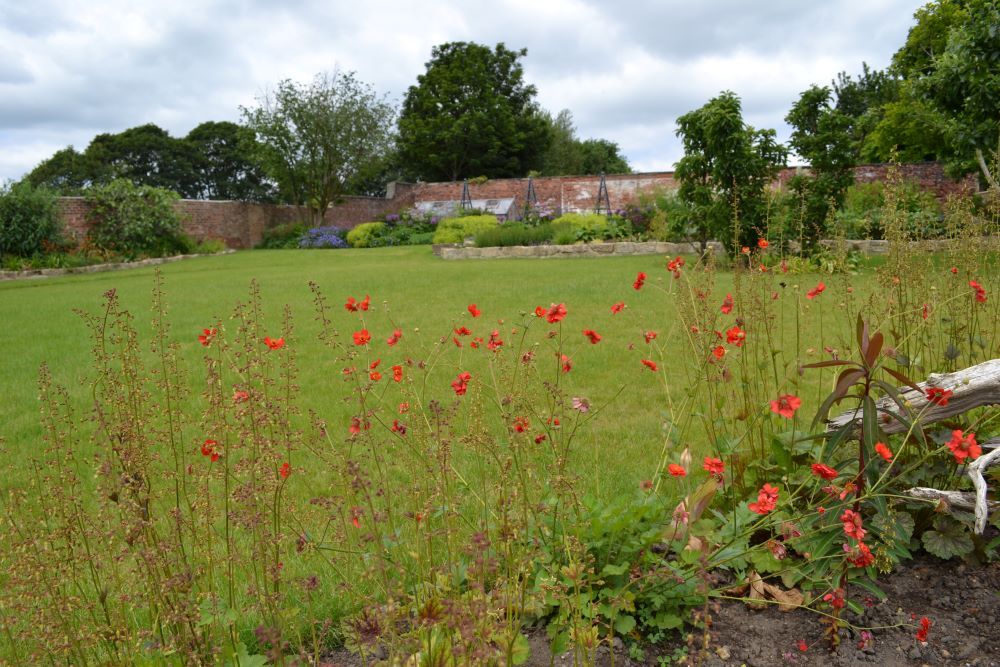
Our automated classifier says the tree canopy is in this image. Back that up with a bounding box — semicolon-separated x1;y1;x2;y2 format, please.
397;42;550;182
539;110;630;176
241;71;396;224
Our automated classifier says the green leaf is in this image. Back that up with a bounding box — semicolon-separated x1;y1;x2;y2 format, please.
601;562;630;577
770;436;792;471
922;517;974;560
548;629;570;656
651;611;684;630
614;614;637;635
511;632;531;665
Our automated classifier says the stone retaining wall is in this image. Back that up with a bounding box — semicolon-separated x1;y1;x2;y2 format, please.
435;241;726;260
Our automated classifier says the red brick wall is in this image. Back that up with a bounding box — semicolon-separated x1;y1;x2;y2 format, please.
55;163;974;250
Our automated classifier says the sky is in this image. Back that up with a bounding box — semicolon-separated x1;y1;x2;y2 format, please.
0;0;927;183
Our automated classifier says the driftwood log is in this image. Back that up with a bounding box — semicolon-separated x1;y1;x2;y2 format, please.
827;359;1000;534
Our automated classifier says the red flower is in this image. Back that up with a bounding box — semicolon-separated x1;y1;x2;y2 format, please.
198;327;217;346
703;457;725;476
633;271;646;290
386;328;402;346
392;364;403;382
840;509;866;541
823;588;845;610
643;330;658;343
610;301;625;314
350;507;362;529
546;303;567;324
844;541;875;567
454;326;472;336
352;329;371;346
512;416;529;433
780;260;789;273
583;329;602;344
369;370;382;381
641;359;658;371
452;336;462;348
922;303;929;320
797;639;808;652
534;305;547;318
468;303;481;317
916;616;931;642
360;295;370;311
487;330;504;351
398;401;409;414
451;371;472;396
560;354;572;373
770;394;802;419
668;463;686;477
233;390;250;403
344;296;359;312
806;282;826;300
279;462;291;479
748;483;779;515
950;266;958;275
391;419;406;435
969;280;987;303
811;463;839;480
720;294;733;314
667;256;684;272
946;429;981;462
758;238;769;249
711;345;726;360
875;442;893;461
201;438;220;462
534;433;546;444
925;386;953;406
726;326;746;347
264;336;285;350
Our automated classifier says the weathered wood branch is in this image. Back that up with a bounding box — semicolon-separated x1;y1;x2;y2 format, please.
900;487;999;512
826;359;1000;435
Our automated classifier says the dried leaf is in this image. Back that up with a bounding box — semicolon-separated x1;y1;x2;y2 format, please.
743;570;803;611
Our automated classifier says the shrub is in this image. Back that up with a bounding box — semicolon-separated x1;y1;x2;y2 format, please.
550;212;609;243
258;222;308;249
474;222;553;247
299;226;348;249
835;180;944;239
85;179;185;257
431;214;499;244
346;221;388;248
0;181;62;258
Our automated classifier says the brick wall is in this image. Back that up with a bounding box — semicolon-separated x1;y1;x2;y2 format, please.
55;163;975;250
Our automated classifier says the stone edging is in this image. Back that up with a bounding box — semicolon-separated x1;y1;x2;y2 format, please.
435;241;725;260
0;250;236;281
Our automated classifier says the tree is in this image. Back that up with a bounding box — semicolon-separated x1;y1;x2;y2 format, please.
186;121;276;202
397;42;550;181
242;71;396;225
578;139;630;175
24;147;101;194
538;109;631;176
786;85;858;250
674;92;787;255
84;124;201;197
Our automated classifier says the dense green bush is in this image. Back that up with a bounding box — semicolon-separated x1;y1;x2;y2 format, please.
258;222;308;249
431;214;500;244
474;222;554;247
550;212;609;243
347;221;388;247
85;180;186;257
835;181;944;239
0;181;63;258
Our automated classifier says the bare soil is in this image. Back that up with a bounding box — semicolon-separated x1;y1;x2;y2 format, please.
324;554;1000;666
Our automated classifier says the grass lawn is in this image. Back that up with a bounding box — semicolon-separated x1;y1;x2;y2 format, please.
2;246;866;496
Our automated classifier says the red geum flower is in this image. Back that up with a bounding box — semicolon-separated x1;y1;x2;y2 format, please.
583;329;602;344
641;359;658;371
392;364;403;382
350;507;362;529
398;401;409;413
720;294;734;314
349;416;362;436
233;389;250;403
711;345;726;360
391;419;406;436
823;587;846;610
926;386;953;406
758;238;769;249
468;303;481;318
369;370;382;382
748;483;779;515
806;282;826;300
512;416;529;433
916;616;931;642
451;371;472;396
201;438;219;461
279;462;291;479
487;329;503;350
534;305;547;318
668;463;687;477
741;246;750;255
610;301;625;314
560;354;572;373
922;303;929;320
969;279;987;303
359;295;370;311
386;328;402;346
546;303;567;324
844;541;875;567
633;271;646;290
726;326;746;347
946;429;980;462
667;256;684;272
352;329;371;346
797;639;808;652
841;509;867;541
534;433;546;444
198;327;217;346
264;336;285;350
703;457;725;476
950;266;958;275
811;463;838;480
643;330;658;343
452;336;463;347
875;442;893;461
770;394;802;419
344;296;359;312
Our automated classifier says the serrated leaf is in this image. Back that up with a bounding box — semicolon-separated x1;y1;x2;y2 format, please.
511;632;531;665
749;547;783;574
614;614;636;635
548;629;569;656
922;526;973;560
601;562;629;577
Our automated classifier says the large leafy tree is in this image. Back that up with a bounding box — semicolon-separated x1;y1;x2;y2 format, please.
185;121;276;202
674;91;787;255
24;146;101;194
85;124;202;197
397;42;550;181
786;85;857;250
539;109;630;176
242;71;396;224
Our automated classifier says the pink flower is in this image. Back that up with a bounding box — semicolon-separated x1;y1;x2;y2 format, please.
770;394;802;419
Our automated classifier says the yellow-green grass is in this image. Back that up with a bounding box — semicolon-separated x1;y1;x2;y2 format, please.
1;246;885;498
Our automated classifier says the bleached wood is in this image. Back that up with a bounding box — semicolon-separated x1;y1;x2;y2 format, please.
969;445;1000;534
826;359;1000;435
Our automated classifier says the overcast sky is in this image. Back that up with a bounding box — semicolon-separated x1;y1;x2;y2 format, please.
0;0;926;183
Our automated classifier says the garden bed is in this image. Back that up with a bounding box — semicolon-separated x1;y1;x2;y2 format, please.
434;240;725;260
0;249;234;281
